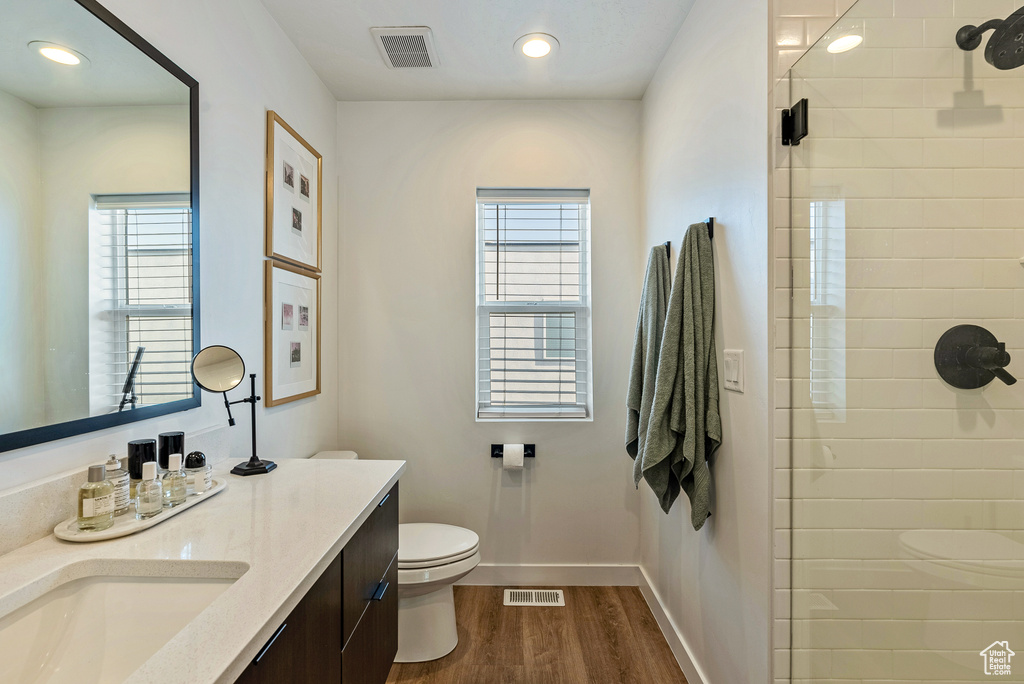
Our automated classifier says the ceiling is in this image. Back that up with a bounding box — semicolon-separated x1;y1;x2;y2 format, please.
0;0;188;108
259;0;694;101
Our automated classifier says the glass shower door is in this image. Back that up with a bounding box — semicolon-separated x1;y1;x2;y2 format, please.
787;1;1024;681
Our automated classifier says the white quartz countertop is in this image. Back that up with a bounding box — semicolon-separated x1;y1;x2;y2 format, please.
0;457;406;684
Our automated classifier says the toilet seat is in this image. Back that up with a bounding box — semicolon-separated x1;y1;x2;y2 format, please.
398;523;480;569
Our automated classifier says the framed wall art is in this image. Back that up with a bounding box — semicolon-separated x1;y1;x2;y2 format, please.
265;260;320;406
265;110;322;272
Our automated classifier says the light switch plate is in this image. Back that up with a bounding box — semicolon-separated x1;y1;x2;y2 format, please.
723;349;744;393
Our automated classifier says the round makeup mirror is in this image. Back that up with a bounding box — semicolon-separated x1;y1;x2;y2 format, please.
191;345;245;393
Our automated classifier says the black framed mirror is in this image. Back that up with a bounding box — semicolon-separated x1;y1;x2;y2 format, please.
0;0;200;452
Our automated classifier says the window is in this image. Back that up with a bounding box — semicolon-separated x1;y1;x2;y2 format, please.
475;189;592;419
89;193;193;413
808;199;846;421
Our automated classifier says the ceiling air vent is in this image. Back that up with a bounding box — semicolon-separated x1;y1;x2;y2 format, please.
370;27;438;69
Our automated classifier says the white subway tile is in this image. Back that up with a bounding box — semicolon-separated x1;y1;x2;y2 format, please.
920;498;984;528
864;138;924;167
830;649;892;678
983;259;1024;288
984;199;1024;227
953;228;1016;257
895;0;953;16
832;168;895;198
954;470;1016;499
922;199;984;228
893;228;953;258
954;0;1015;20
892;47;954;78
860;198;924;228
892;348;935;378
863;77;924;108
776;0;840;17
953;168;1015;198
832;108;893;137
922;138;985;167
893;168;953;198
801;77;864;108
892;108;953;137
831;469;895;498
985;138;1024;168
847;228;894;257
892;289;953;318
863;18;925;48
861;318;923;348
921;258;985;288
983;500;1024;528
892;468;954;497
952;288;1014;318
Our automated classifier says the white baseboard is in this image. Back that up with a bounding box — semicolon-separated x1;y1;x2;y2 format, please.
457;563;642;587
638;566;709;684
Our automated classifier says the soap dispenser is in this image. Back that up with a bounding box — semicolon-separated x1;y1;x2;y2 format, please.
135;461;163;520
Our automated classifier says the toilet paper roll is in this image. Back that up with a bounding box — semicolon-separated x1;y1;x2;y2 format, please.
503;443;524;471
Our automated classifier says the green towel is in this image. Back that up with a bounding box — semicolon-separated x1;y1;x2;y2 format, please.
636;222;722;530
626;245;671;465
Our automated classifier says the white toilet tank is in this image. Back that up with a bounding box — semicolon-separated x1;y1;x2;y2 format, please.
311;450;359;460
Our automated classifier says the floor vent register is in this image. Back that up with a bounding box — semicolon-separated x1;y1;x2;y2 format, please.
503;589;566;607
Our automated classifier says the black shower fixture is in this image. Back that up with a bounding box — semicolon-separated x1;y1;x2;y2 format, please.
956;5;1024;70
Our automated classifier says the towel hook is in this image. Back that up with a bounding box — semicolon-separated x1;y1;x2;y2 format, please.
662;218;715;254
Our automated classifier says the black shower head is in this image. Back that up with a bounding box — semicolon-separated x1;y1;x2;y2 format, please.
957;6;1024;70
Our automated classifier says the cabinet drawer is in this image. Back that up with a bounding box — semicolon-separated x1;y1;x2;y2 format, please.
342;553;398;684
235;553;342;684
342;482;398;646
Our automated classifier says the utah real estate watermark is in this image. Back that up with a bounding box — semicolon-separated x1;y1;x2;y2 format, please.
980;641;1014;676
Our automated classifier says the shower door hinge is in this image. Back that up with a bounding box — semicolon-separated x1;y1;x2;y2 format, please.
782;98;809;146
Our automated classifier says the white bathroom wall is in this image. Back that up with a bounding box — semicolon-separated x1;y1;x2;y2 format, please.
36;105;190;425
639;0;772;682
0;90;43;434
336;100;644;569
0;0;339;491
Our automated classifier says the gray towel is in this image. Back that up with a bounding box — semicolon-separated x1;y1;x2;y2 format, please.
636;223;722;529
626;245;671;465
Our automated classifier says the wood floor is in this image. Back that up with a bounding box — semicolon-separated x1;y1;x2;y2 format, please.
385;586;687;684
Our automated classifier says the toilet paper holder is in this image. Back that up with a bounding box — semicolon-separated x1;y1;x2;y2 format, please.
490;444;535;459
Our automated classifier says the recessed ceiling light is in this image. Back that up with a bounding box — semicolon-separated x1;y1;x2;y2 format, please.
28;41;89;66
514;33;559;59
826;33;863;53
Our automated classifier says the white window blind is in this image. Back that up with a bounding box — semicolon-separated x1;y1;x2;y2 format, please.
808;199;846;421
90;193;193;412
476;189;592;420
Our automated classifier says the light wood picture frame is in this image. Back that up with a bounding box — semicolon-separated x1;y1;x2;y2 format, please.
265;260;321;406
265;110;322;272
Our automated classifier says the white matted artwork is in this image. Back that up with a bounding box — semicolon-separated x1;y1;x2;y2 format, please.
265;110;321;272
265;260;320;406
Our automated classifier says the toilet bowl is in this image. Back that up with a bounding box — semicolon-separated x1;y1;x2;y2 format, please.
396;523;480;662
311;452;480;663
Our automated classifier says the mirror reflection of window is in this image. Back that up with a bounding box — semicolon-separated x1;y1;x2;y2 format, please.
89;193;192;413
809;199;846;421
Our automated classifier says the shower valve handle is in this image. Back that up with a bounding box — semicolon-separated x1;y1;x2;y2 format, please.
963;343;1017;385
935;325;1017;389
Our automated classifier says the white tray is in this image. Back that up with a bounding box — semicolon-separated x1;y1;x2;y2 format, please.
54;478;227;542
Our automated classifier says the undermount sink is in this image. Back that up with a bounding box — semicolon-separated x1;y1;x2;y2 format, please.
0;560;248;683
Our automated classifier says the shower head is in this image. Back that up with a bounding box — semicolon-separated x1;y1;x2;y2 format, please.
957;6;1024;70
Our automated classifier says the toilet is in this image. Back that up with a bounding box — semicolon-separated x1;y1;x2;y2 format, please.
311;451;481;663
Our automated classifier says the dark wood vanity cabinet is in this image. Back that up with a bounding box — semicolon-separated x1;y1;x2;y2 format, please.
235;484;399;684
